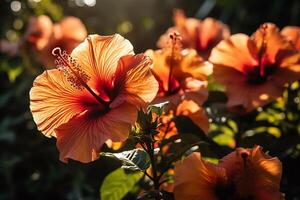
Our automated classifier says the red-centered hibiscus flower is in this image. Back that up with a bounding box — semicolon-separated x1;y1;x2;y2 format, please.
281;26;300;50
220;146;283;200
157;9;230;59
174;145;284;200
29;34;158;163
147;32;211;132
209;23;300;113
25;15;87;67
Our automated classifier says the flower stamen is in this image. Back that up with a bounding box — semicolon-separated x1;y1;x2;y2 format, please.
52;47;107;105
258;24;268;77
167;32;182;94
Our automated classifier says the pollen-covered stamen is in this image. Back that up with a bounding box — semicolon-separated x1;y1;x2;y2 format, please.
52;47;107;105
167;32;182;93
258;24;268;77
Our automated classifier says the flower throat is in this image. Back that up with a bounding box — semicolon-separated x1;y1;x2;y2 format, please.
52;47;110;106
247;24;276;84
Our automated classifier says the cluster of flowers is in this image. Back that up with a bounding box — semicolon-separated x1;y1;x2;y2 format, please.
4;9;299;199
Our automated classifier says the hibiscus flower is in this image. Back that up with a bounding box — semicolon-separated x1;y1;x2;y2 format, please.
209;23;300;113
146;32;211;132
157;9;230;59
174;145;284;200
30;34;158;163
25;15;87;67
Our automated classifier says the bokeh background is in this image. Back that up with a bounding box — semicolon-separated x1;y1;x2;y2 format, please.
1;0;300;199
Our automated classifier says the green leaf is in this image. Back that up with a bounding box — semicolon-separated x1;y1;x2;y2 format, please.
100;168;143;200
148;101;169;116
101;149;150;171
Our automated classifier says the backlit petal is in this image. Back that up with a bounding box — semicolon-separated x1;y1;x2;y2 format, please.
252;23;291;63
29;69;87;137
55;102;137;163
176;100;209;133
71;34;134;83
111;54;159;108
174;152;226;200
209;34;258;73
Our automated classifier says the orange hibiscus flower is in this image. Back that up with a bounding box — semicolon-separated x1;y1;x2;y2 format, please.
209;23;300;113
146;32;211;132
174;145;284;200
157;9;230;59
25;15;87;67
281;26;300;50
29;34;158;163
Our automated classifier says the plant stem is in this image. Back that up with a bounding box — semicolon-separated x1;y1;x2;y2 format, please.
146;142;160;191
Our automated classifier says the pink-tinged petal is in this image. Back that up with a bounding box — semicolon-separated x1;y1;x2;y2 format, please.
59;16;87;42
55;102;137;163
174;152;226;200
29;69;87;137
281;26;300;50
26;15;53;50
209;34;258;73
71;34;134;83
197;17;230;53
110;54;158;108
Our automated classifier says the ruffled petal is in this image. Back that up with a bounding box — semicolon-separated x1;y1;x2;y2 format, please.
29;69;87;137
55;102;137;163
174;152;226;200
209;34;258;73
251;146;282;188
176;49;213;81
71;34;134;83
111;54;158;108
281;26;300;50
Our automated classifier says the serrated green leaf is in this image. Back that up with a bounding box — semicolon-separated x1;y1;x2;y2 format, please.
101;149;150;171
100;168;143;200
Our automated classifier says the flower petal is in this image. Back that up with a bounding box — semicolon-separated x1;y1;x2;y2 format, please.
71;34;134;83
174;152;226;200
176;100;209;133
29;69;87;137
59;16;87;42
252;23;291;64
26;15;53;50
209;34;258;73
281;26;300;50
55;102;137;163
110;54;158;108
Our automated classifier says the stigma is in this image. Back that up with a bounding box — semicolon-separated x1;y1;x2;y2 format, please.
52;47;90;90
